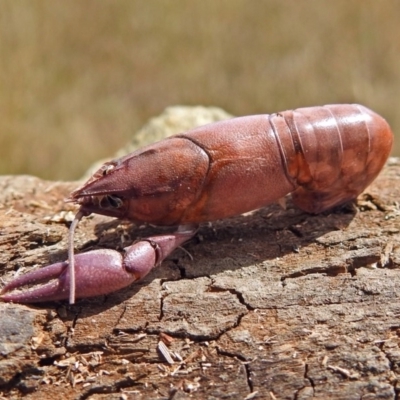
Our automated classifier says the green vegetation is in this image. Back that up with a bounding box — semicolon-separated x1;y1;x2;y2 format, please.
0;0;399;180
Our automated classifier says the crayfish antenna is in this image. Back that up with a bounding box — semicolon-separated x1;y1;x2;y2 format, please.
68;208;86;304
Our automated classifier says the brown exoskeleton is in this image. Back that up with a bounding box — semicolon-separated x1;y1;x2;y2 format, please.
1;104;393;303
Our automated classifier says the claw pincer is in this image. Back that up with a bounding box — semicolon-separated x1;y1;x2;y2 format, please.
1;231;194;303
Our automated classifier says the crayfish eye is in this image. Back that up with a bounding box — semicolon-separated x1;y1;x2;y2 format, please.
99;194;123;209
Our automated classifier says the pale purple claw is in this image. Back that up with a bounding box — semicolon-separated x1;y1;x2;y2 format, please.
1;251;127;303
1;230;195;303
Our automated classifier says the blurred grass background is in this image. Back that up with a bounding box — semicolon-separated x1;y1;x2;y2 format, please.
0;0;399;180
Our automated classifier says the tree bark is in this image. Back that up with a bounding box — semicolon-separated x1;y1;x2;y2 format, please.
0;116;399;399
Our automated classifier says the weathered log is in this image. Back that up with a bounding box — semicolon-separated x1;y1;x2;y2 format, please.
0;109;399;399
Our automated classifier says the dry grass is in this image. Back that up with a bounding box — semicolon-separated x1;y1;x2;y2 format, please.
0;0;399;180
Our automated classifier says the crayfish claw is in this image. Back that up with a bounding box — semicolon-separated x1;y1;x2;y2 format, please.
1;262;69;303
1;250;130;303
1;229;196;304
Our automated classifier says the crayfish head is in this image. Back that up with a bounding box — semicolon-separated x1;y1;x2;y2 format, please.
66;137;210;226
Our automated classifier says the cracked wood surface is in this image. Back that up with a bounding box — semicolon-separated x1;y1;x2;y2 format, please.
1;159;400;400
